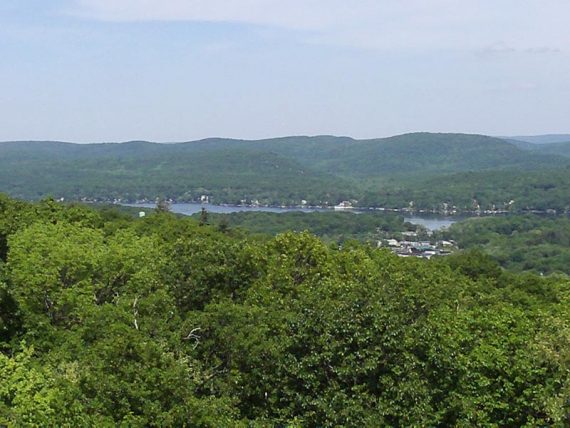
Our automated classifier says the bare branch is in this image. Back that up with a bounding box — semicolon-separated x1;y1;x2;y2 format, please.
133;296;139;330
184;327;202;349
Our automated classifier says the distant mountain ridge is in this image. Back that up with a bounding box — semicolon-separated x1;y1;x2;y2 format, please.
1;132;569;206
506;134;570;144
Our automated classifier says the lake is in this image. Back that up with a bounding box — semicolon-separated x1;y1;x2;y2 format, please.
124;203;458;231
403;215;458;231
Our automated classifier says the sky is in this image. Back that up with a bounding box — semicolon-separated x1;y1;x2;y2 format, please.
1;0;569;142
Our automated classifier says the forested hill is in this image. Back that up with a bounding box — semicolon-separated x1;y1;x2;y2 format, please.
304;133;567;177
0;143;356;205
180;133;564;176
2;133;566;175
1;133;568;206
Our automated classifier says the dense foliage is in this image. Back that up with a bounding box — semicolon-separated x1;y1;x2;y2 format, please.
0;143;355;206
442;214;570;275
199;210;418;244
1;194;570;425
359;167;570;213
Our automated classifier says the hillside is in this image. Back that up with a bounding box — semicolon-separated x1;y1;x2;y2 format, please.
514;140;570;158
1;133;568;206
0;143;355;204
181;133;568;177
311;133;567;177
359;168;570;212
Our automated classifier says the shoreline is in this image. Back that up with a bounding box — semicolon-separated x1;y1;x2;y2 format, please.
115;201;565;217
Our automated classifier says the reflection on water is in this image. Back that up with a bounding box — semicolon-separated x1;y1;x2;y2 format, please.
403;216;458;231
124;203;458;231
124;202;327;215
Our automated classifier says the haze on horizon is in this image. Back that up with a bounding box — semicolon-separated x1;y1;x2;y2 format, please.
1;0;569;143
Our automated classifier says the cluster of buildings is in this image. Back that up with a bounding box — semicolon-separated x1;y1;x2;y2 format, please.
380;238;456;259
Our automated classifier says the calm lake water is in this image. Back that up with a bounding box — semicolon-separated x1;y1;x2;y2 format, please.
124;203;458;231
403;216;458;231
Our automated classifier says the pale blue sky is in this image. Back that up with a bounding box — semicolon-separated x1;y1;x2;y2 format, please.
1;0;569;142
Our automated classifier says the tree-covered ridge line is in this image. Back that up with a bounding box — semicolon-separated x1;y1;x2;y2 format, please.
2;132;570;212
359;167;570;214
439;214;570;276
196;210;420;244
1;194;570;425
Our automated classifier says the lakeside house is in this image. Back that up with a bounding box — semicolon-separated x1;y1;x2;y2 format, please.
334;201;354;211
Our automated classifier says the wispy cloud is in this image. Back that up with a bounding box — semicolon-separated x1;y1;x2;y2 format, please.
524;46;561;54
479;42;517;56
67;0;570;52
69;0;351;30
478;42;561;58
